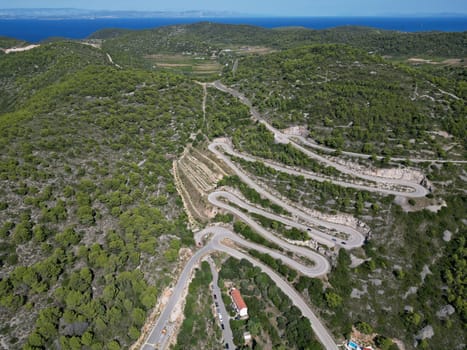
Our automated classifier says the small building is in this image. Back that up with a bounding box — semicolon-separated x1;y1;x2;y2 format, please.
230;288;248;318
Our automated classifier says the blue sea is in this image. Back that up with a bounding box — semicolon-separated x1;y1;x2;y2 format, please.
0;17;466;43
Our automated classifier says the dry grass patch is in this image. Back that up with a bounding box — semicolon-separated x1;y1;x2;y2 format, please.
144;54;222;76
231;46;276;55
408;57;466;66
173;145;233;227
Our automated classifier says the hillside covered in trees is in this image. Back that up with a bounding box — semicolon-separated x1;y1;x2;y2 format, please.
0;41;203;349
0;22;465;350
223;44;466;156
93;22;467;68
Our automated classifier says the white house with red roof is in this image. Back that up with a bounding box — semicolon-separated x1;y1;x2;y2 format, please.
230;288;248;318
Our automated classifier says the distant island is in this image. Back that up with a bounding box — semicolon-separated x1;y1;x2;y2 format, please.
0;8;251;20
0;19;465;350
2;8;467;20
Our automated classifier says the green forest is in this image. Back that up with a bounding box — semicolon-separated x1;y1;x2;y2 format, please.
224;44;466;156
94;22;467;69
220;257;323;350
0;21;465;350
0;41;202;349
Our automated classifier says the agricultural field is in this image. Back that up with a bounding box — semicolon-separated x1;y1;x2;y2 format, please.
145;54;223;77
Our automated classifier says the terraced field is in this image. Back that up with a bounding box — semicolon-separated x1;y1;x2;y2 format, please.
141;81;436;350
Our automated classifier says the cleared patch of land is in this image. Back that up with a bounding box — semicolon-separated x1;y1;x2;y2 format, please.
145;54;223;76
3;44;40;53
229;46;276;55
407;57;466;66
173;145;232;227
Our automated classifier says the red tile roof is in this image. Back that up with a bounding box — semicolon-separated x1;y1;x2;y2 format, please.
231;288;247;310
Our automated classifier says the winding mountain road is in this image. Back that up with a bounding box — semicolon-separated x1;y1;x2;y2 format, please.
209;81;429;198
141;225;338;350
141;81;444;350
208;142;368;241
209;80;466;165
198;221;331;277
212;140;427;197
291;135;467;164
210;190;364;249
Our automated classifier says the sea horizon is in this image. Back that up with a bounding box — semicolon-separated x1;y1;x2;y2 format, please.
0;16;466;43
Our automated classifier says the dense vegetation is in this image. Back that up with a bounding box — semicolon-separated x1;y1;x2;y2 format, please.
224;44;466;155
0;42;203;349
233;221;281;251
173;261;222;349
0;22;465;350
232;123;342;176
95;22;467;71
204;87;251;138
249;213;309;241
0;36;26;50
96;23;275;68
220;257;323;350
280;26;467;57
0;42;110;113
218;175;286;215
248;249;298;282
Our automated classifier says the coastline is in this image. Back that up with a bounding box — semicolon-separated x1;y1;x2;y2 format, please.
1;16;466;43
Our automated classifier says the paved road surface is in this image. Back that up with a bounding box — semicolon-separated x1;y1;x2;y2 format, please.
209;82;429;198
207;258;235;350
211;139;426;198
210;191;339;248
210;81;466;165
141;244;212;350
209;225;330;277
245;137;425;197
292;134;467;164
143;80;442;350
208;143;367;245
141;225;339;350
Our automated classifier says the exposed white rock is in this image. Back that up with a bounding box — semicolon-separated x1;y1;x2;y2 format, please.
404;305;414;313
350;254;366;268
421;265;432;282
369;278;382;286
443;230;452;242
351;284;368;299
282;125;309;137
403;286;418;299
415;325;434;340
4;44;40;53
436;305;455;319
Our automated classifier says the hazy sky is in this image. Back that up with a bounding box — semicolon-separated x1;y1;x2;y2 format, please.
1;0;467;16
